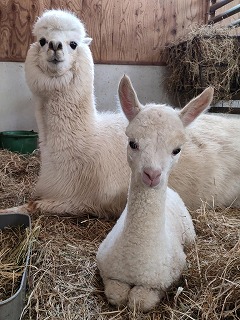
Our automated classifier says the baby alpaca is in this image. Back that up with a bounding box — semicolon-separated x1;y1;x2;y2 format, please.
97;75;206;312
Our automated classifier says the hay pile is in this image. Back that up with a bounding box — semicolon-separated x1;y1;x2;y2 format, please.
167;25;240;106
0;150;40;209
0;150;239;319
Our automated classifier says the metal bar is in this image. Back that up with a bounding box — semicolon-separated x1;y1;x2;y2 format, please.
209;0;234;14
209;0;217;19
208;4;240;24
209;107;240;114
228;18;240;27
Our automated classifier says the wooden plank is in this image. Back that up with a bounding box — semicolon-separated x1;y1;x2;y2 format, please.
79;0;101;62
165;0;209;44
50;0;101;62
100;0;139;63
0;0;208;65
0;0;50;62
100;0;207;65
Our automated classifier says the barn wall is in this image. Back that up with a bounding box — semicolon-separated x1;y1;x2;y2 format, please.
0;0;208;65
0;1;209;132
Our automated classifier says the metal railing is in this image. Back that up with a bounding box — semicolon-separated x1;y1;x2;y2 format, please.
208;0;240;27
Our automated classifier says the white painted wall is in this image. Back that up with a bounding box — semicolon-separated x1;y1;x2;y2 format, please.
0;62;170;132
94;64;171;111
0;63;36;132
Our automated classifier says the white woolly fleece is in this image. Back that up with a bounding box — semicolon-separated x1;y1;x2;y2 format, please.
33;10;87;43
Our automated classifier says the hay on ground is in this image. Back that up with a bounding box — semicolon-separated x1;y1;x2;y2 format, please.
0;149;239;319
0;149;40;209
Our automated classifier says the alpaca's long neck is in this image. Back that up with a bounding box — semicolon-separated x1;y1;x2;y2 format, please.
125;179;167;236
44;87;96;120
34;75;97;153
43;63;95;111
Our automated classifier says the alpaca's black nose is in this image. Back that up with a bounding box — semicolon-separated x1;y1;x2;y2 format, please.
48;41;63;51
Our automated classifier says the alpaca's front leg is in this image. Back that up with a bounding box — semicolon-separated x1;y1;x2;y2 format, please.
128;285;164;312
27;199;86;216
0;205;28;214
104;279;131;307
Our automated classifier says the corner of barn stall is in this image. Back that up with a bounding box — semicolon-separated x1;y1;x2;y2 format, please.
0;1;239;319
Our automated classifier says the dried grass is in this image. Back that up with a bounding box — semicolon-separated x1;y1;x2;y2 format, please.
0;150;239;319
167;24;240;106
0;149;40;209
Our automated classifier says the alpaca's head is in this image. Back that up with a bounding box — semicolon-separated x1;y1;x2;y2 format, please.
25;10;94;95
118;75;214;188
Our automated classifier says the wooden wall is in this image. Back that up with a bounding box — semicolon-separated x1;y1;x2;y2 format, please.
0;0;209;65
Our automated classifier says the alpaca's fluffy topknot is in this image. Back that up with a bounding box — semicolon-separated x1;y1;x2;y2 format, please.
33;10;87;41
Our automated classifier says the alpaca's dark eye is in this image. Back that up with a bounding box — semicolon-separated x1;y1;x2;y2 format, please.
129;141;139;150
172;147;181;156
70;41;78;50
39;38;47;47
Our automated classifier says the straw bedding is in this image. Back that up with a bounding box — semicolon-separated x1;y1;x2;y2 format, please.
0;149;239;319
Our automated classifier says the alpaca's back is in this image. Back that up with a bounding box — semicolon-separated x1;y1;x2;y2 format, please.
166;188;195;246
170;113;240;209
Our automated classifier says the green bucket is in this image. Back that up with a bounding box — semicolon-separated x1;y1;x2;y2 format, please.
0;130;38;154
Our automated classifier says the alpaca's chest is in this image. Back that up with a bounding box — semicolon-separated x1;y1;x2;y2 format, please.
98;212;188;289
98;229;186;289
40;97;93;136
108;242;185;289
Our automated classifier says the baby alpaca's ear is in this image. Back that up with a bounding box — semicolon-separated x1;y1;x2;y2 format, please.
179;87;214;127
118;74;142;121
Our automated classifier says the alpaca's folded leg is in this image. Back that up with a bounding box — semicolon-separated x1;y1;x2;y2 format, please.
0;204;29;214
104;279;130;307
128;286;164;312
27;199;81;215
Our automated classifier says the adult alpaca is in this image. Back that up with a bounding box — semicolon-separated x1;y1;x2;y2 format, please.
24;10;130;218
3;10;240;218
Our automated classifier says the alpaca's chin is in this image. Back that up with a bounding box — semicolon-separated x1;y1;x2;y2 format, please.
26;61;74;95
41;60;72;77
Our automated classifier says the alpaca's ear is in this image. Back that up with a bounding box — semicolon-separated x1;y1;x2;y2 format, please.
179;87;214;127
84;37;92;45
118;74;142;121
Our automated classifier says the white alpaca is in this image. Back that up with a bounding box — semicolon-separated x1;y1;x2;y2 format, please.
3;9;240;218
169;110;240;210
97;75;211;312
24;10;130;218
